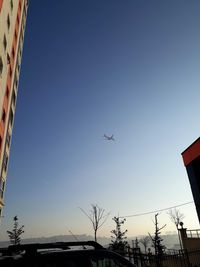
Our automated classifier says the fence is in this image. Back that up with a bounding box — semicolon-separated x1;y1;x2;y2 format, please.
125;248;200;267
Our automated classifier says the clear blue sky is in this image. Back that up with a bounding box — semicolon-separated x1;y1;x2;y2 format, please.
1;0;200;240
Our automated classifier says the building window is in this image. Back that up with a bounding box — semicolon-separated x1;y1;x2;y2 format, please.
17;14;20;25
0;57;3;76
1;180;5;194
0;136;2;150
3;154;8;172
0;179;5;198
19;0;22;11
6;133;11;147
9;109;14;126
15;29;17;41
21;31;24;42
15;77;18;89
9;66;12;77
19;44;22;57
2;181;5;192
7;15;10;30
2;109;6;123
10;0;13;11
17;61;20;72
3;35;7;51
23;13;26;28
12;90;16;106
7;53;11;65
12;47;15;59
6;86;9;98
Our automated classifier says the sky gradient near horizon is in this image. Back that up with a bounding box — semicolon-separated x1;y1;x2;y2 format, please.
1;0;200;241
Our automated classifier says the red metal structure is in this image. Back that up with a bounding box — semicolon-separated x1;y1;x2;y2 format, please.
182;137;200;224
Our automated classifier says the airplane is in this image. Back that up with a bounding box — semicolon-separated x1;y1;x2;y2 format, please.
103;134;115;141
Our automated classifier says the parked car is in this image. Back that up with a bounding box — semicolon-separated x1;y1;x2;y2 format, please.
0;240;136;267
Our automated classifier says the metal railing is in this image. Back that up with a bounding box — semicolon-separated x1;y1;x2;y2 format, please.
125;248;200;267
186;229;200;238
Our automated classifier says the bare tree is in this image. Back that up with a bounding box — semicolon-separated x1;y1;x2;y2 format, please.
79;204;110;242
139;236;150;253
167;208;184;250
167;208;184;229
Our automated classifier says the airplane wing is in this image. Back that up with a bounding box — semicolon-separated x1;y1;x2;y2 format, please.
103;134;115;140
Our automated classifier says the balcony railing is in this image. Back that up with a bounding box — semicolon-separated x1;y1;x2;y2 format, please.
187;229;200;238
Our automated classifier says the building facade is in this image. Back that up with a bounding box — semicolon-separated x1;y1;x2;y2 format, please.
182;137;200;224
0;0;28;217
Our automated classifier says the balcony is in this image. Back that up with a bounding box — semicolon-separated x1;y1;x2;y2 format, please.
187;229;200;239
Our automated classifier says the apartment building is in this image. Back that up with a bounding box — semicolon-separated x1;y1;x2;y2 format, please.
0;0;28;217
